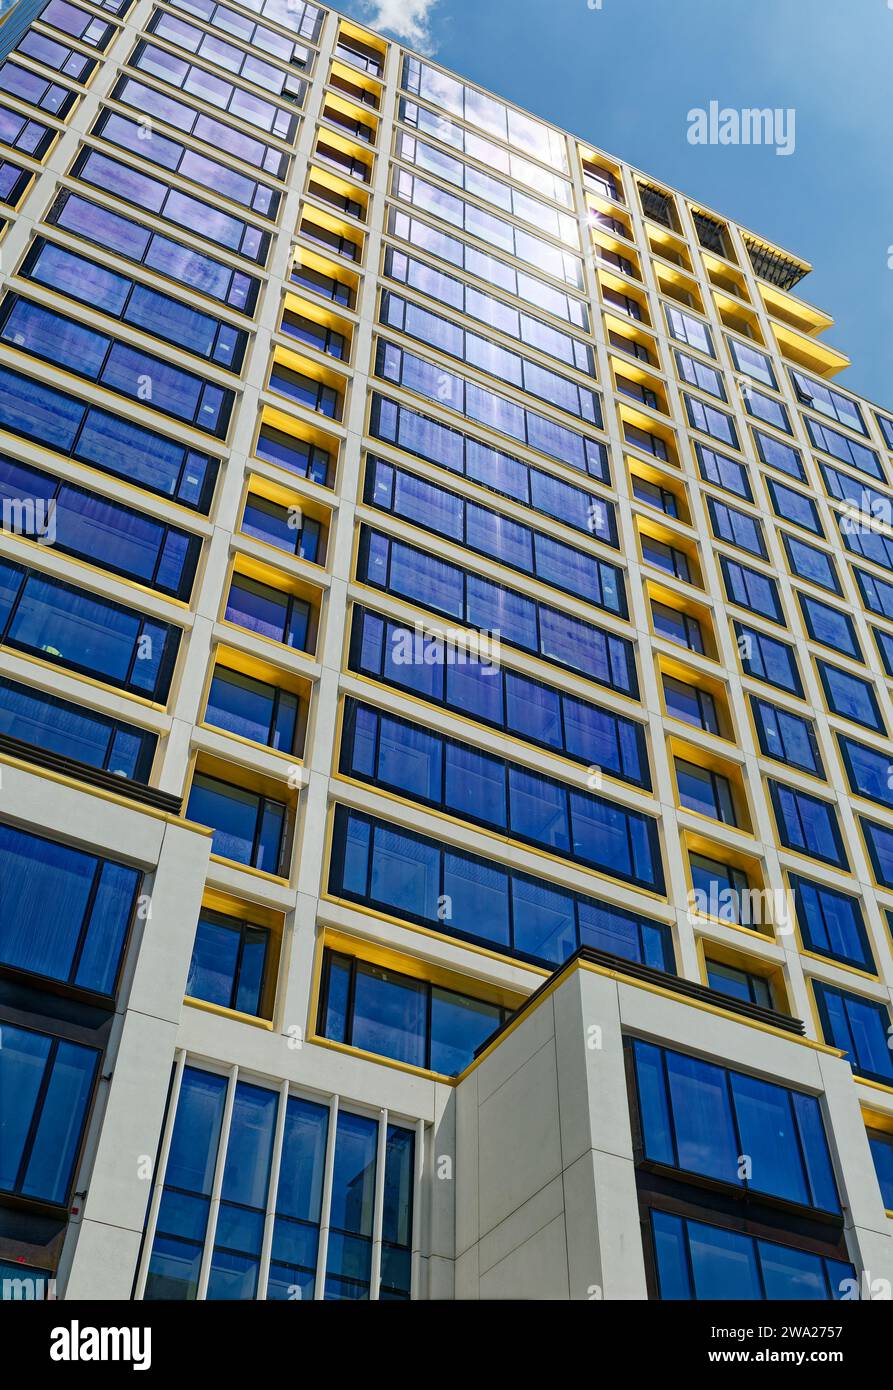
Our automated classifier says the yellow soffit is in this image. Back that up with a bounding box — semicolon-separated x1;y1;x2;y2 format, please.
772;322;851;379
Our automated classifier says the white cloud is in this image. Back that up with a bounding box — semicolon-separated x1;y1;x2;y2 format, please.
359;0;439;52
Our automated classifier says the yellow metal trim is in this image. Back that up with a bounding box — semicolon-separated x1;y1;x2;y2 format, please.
184;996;275;1031
0;746;209;834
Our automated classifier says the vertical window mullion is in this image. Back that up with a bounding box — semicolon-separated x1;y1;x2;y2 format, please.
66;858;105;985
134;1049;187;1300
196;1063;238;1301
787;1091;815;1208
1;569;28;646
231;924;247;1011
14;1037;56;1193
123;619;143;689
251;795;265;869
424;982;433;1072
345;955;358;1048
314;1094;340;1300
256;1077;289;1301
369;1108;388;1300
410;1116;424;1300
269;687;281;746
678;1216;697;1298
660;1049;680;1169
725;1072;747;1194
753;1239;769;1301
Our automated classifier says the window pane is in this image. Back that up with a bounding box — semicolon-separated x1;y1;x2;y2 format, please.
429;989;502;1076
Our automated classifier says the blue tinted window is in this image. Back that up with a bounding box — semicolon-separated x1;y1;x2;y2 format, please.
241;494;323;563
634;1040;839;1212
838;735;893;810
685;394;738;447
745;389;791;433
329;805;675;973
0;454;199;600
783;534;840;594
224;575;311;650
791;875;874;972
706;959;773;1010
380;291;598;425
728;337;776;388
752;428;805;479
0;99;53;157
868;1130;893;1211
364;455;622;610
767;479;822;534
736;623;802;695
0;674;155;780
768;780;848;868
186;911;269;1016
792;371;865;434
0;561;179;698
858;567;893;622
651;1210;853;1301
369;393;612;529
839;515;893;572
0;365;217;510
23;238;248;368
721;557;783;622
268;1094;328;1302
205;666;298;752
862;817;893;891
0;60;78;117
340;701;663;893
49;190;259;311
144;1067;228;1300
695;442;752;499
74;148;269;263
256;424;331;487
207;1082;277;1300
391;167;580;286
708;498;765;556
375;340;606;478
806;416;882;479
874;626;893;677
325;1111;377;1299
653;601;704;653
380;1126;414;1300
349;606;647;787
675;759;736;824
0;1022;98;1206
665;306;713;355
817;660;884;732
689;853;751;926
357;527;637;695
813;981;893;1086
751;697;823;775
94;106;279;219
0;822;138;993
0;297;233;436
798;594;861;659
384;245;590;370
320;950;504;1077
186;773;287;874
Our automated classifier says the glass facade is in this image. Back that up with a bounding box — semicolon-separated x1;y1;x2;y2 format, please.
0;0;890;1308
143;1064;414;1301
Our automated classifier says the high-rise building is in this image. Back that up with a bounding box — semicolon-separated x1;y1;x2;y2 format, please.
0;0;892;1306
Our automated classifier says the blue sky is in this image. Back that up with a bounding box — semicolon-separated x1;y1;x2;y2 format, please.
342;0;892;410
